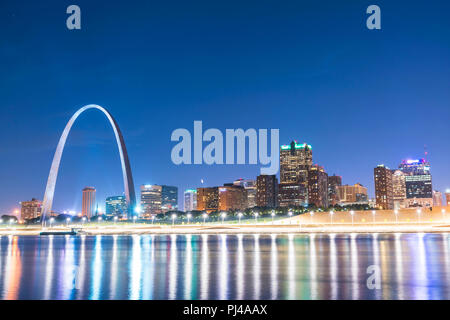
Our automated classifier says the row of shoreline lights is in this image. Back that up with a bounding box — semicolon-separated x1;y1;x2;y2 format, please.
165;208;447;226
43;208;448;228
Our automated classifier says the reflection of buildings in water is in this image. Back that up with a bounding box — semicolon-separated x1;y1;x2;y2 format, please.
236;234;244;300
110;235;118;299
287;234;295;300
200;234;209;300
218;234;228;300
270;234;278;300
77;235;86;299
394;233;404;300
329;234;337;300
91;235;103;300
2;233;450;300
62;236;76;300
414;233;428;300
44;235;53;300
371;234;381;300
253;234;261;300
442;234;450;293
184;234;193;300
3;236;21;300
168;234;177;300
350;234;359;300
309;234;317;300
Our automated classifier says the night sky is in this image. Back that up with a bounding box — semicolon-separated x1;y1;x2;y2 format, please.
0;0;449;214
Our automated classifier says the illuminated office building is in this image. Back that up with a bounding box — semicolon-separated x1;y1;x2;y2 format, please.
308;165;329;208
218;184;247;211
374;165;394;210
20;198;42;221
279;141;312;206
256;174;278;208
140;185;162;217
328;175;342;206
184;189;197;212
105;195;127;217
82;187;96;219
398;159;432;208
197;187;219;213
278;182;306;207
161;185;178;212
433;190;443;207
233;178;256;208
392;170;407;209
336;183;368;205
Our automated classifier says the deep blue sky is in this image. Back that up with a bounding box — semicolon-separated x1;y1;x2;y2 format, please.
0;0;449;214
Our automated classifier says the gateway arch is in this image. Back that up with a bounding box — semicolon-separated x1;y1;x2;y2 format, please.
41;104;136;224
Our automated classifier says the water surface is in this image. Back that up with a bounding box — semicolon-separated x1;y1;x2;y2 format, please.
0;233;449;300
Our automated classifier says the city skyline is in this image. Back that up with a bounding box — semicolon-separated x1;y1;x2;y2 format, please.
1;1;450;214
14;149;449;219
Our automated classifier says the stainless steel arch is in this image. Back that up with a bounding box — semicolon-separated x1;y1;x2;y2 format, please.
41;104;136;224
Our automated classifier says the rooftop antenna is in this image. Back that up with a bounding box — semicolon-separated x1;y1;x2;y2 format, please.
424;144;428;163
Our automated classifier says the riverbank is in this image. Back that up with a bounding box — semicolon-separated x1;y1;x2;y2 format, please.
1;222;450;235
2;207;449;235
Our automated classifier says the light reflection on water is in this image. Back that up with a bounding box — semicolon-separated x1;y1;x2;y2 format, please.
0;233;450;300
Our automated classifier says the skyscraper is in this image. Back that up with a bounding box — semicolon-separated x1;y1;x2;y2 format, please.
218;184;247;211
20;198;42;221
446;190;450;206
374;165;394;210
197;187;219;213
280;141;312;183
399;159;433;208
278;182;306;207
279;141;312;206
392;170;407;209
433;190;443;207
140;185;162;217
184;189;197;212
161;185;178;212
328;175;342;206
105;195;127;217
82;187;96;219
256;174;278;208
308;165;329;208
336;184;368;205
233;179;257;208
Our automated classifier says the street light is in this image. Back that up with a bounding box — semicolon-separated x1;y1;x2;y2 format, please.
66;217;71;227
202;213;208;225
50;217;55;228
151;215;155;224
237;212;243;224
98;216;103;223
82;216;87;225
187;213;192;224
350;210;355;226
394;210;399;224
172;214;177;226
442;209;446;221
288;210;293;225
330;211;334;225
310;211;314;224
114;216;118;226
221;212;226;224
417;209;422;224
254;212;259;223
372;210;376;224
271;211;275;224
